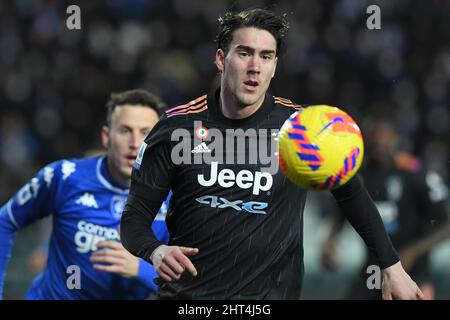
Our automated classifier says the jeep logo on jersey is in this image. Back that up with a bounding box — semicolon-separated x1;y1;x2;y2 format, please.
197;161;273;195
171;121;279;175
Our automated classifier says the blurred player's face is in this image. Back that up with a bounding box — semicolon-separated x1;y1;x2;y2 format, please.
368;122;399;165
102;105;159;186
216;27;278;110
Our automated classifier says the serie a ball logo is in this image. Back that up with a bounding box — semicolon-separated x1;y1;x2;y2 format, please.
278;105;364;190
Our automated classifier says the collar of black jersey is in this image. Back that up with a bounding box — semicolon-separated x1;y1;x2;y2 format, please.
207;87;273;128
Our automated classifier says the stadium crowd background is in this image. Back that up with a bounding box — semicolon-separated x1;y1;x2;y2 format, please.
0;0;449;299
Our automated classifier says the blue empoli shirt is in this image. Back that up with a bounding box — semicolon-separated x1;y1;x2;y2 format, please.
0;156;170;299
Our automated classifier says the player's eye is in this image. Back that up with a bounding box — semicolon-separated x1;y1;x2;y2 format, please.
119;127;131;135
261;53;274;60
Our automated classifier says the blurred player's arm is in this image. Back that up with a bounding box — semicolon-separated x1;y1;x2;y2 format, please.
0;161;61;298
331;175;423;300
90;189;171;293
320;208;346;272
399;171;449;272
89;240;159;292
91;193;171;292
0;203;18;299
400;222;450;272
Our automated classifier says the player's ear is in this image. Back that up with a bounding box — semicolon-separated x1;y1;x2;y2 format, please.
101;125;110;148
215;49;225;72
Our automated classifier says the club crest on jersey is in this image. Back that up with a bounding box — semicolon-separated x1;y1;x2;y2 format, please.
134;142;147;170
195;126;209;140
110;196;127;219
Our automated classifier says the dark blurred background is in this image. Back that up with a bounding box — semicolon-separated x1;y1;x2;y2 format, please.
0;0;449;299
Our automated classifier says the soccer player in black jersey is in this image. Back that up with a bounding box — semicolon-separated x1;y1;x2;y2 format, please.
120;8;423;300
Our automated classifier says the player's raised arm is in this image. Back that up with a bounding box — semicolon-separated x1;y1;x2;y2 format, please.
0;161;62;298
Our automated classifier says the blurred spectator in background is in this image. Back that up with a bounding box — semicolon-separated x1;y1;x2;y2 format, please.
0;89;170;299
320;119;450;299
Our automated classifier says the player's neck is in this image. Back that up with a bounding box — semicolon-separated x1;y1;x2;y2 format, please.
219;87;264;119
105;158;131;188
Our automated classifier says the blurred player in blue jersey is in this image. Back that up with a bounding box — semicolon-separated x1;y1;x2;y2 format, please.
0;89;170;299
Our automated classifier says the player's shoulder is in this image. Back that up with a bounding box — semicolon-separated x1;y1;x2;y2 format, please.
164;94;209;119
146;94;209;142
272;95;304;114
46;156;101;181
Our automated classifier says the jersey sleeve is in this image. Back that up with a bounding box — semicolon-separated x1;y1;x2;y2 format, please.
0;204;16;299
151;191;172;245
0;160;63;298
331;174;400;269
6;161;63;228
135;259;159;293
121;115;175;262
134;190;172;291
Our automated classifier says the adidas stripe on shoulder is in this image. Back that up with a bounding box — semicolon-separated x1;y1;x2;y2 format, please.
273;96;303;110
166;95;208;118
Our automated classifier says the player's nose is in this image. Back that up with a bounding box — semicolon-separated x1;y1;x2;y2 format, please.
129;131;140;149
247;56;261;73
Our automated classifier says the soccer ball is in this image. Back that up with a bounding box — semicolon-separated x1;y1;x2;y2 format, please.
278;105;364;190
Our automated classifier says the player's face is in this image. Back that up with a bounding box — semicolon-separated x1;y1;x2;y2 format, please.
216;27;278;109
369;122;398;163
102;105;159;186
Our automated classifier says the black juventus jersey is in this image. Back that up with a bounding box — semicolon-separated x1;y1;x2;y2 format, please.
121;89;399;299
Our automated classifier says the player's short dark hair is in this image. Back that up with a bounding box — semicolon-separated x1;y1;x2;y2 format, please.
215;8;290;56
105;89;166;127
